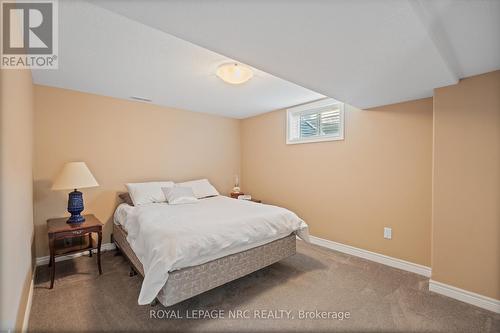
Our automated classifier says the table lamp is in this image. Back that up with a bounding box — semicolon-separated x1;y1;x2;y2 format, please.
51;162;99;224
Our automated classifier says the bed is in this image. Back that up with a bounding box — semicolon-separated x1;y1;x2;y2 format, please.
112;195;309;306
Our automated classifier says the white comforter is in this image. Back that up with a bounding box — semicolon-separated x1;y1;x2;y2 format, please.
114;196;309;305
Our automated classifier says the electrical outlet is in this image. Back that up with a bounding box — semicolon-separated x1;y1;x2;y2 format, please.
384;227;392;239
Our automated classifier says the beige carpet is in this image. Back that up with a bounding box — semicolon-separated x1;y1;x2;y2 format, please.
29;241;499;332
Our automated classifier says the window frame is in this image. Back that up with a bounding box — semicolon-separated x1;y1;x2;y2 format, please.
286;98;345;145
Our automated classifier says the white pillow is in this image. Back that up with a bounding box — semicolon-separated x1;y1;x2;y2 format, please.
125;181;174;206
177;179;219;199
162;186;198;205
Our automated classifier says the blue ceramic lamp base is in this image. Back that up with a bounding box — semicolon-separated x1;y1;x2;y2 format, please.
67;189;85;224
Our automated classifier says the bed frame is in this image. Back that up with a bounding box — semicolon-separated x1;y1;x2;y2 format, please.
112;223;296;306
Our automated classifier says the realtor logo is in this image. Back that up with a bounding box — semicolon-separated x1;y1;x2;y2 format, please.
1;0;58;69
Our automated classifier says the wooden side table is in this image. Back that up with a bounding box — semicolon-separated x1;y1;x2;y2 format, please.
230;192;243;199
229;192;262;203
46;214;103;289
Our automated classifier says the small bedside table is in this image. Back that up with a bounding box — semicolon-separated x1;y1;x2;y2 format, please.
46;214;103;289
230;191;243;199
229;192;262;203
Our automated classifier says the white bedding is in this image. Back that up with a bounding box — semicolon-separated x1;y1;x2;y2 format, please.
114;196;309;305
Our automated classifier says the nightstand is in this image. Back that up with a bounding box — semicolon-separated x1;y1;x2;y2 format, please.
229;192;262;203
230;191;243;199
46;214;103;289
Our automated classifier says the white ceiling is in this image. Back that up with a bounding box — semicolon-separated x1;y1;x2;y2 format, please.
31;1;324;119
34;1;500;118
91;0;500;109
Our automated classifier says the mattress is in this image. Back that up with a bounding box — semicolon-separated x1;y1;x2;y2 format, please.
113;201;298;265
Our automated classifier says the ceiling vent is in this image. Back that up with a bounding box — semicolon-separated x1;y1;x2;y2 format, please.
130;96;152;102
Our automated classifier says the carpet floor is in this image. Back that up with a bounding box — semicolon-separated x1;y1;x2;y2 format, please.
29;241;499;332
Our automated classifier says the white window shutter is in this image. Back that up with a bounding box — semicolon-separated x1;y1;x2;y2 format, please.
286;99;344;144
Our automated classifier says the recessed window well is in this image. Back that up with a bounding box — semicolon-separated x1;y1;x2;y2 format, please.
287;98;345;144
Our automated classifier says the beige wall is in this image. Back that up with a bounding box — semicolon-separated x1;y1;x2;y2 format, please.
34;85;241;257
0;68;35;331
432;71;500;299
241;99;433;266
29;70;500;304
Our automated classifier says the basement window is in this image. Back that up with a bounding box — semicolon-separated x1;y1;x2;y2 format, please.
286;99;344;144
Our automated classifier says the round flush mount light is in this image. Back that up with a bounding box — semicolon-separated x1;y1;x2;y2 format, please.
216;63;253;84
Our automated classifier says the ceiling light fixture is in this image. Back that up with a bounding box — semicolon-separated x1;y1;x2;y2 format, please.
216;63;253;84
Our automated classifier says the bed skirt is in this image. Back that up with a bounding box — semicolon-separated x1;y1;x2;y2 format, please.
112;223;296;306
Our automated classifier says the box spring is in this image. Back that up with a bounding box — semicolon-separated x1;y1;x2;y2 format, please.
112;223;296;306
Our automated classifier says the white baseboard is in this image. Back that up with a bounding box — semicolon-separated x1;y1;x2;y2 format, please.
21;274;35;333
429;280;500;313
308;235;432;277
35;242;116;266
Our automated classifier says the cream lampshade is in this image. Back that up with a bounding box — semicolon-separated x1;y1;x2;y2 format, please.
52;162;99;190
52;162;99;223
